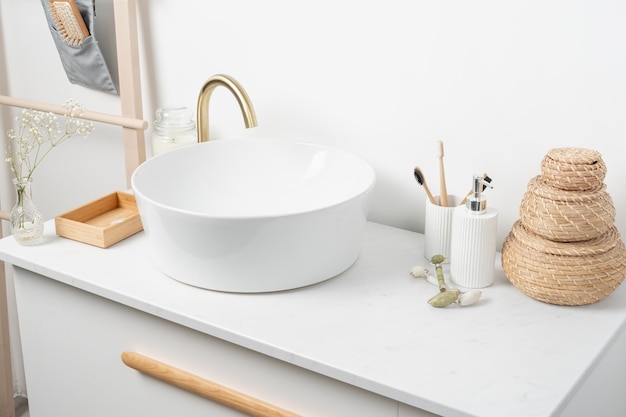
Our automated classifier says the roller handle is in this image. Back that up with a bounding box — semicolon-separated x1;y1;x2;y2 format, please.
121;352;302;417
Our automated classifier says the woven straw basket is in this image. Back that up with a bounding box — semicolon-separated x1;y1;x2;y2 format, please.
541;147;606;191
502;220;626;306
519;176;616;242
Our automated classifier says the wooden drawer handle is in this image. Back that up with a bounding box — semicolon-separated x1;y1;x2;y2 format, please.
121;352;302;417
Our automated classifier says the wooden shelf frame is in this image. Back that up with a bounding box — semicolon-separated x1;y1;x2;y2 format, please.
0;0;147;188
0;1;147;415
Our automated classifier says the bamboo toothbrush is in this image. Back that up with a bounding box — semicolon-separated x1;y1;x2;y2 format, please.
413;166;437;205
459;173;492;205
436;140;449;207
49;0;90;47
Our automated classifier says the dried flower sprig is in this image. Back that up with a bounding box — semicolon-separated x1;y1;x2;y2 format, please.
5;99;94;182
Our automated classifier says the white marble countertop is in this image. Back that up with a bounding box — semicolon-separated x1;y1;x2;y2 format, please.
0;221;625;417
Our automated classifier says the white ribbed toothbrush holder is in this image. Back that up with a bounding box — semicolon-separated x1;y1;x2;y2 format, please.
423;195;459;263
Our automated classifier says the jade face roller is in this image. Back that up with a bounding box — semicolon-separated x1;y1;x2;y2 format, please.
410;255;482;308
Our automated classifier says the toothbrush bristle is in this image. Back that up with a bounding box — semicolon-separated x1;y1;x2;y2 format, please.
413;167;425;185
482;174;493;190
436;140;444;158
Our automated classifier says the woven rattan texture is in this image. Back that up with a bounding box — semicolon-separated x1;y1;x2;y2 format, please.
541;147;606;191
503;147;624;305
502;221;626;306
519;176;615;242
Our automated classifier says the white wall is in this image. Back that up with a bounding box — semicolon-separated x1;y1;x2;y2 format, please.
1;0;626;396
2;0;625;244
141;0;626;245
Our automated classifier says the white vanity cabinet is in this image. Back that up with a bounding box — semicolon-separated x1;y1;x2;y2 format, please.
13;267;402;417
1;221;625;417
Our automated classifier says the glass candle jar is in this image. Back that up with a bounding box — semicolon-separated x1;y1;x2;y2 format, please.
151;106;196;156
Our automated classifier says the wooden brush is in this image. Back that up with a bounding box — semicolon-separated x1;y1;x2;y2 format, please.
459;173;492;205
413;166;437;205
436;140;449;207
49;0;89;47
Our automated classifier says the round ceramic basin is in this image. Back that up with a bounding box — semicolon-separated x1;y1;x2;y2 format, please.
131;138;376;292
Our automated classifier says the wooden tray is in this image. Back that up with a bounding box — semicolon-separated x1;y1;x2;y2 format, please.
55;192;143;248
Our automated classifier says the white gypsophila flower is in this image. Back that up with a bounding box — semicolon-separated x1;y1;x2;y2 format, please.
6;100;94;181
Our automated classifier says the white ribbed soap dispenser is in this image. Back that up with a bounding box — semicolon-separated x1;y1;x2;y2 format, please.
450;175;498;288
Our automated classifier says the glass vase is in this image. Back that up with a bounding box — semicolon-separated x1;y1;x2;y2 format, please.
10;178;43;245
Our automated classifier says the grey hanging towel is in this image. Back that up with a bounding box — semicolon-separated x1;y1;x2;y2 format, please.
41;0;119;95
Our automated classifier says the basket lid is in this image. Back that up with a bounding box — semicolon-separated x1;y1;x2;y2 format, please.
541;147;607;191
545;147;603;166
527;176;609;202
510;220;622;257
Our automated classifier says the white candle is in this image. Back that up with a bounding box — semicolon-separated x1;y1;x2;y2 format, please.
151;106;197;156
152;134;195;156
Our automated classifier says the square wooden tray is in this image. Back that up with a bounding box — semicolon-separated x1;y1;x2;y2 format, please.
55;192;143;248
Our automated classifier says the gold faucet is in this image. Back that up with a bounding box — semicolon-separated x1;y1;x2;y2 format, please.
196;74;258;142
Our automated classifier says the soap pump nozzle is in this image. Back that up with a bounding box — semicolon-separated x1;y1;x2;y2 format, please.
466;175;493;214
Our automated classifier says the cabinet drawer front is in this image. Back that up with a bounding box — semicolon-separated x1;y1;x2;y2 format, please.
15;268;397;417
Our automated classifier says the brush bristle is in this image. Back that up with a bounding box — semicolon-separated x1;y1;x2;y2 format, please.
436;140;444;158
413;167;425;185
49;0;89;47
482;174;493;190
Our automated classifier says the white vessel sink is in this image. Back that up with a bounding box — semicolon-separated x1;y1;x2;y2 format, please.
131;138;376;292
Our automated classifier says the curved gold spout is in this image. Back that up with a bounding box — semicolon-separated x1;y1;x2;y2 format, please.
196;74;258;142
